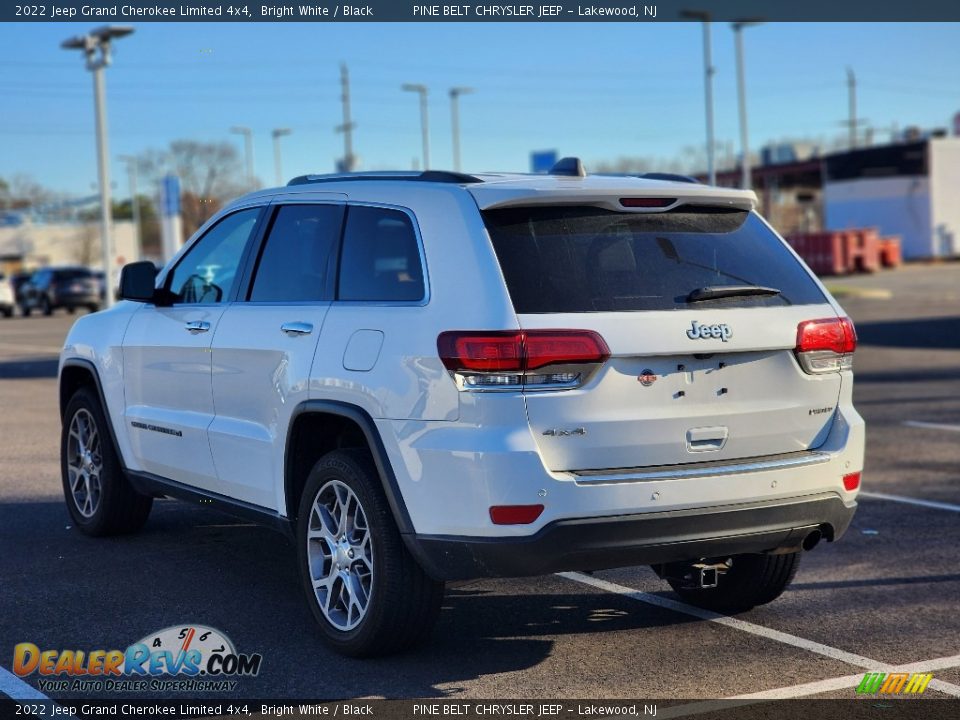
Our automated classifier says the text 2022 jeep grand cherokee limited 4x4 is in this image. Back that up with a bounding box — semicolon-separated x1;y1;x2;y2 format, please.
58;160;864;657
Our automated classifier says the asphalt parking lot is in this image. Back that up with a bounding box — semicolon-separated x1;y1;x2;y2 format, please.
1;263;958;708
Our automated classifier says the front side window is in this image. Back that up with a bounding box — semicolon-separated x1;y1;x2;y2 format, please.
166;208;260;304
337;206;424;302
249;204;344;303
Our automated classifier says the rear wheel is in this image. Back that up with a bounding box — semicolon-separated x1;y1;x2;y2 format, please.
21;305;31;317
61;387;153;536
87;304;100;313
296;449;444;657
1;307;11;318
41;296;52;316
663;552;801;613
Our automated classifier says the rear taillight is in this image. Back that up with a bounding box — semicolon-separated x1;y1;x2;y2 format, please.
842;472;861;491
489;504;544;525
795;317;857;374
438;330;610;391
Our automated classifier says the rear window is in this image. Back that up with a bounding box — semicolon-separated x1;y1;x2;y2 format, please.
484;206;826;313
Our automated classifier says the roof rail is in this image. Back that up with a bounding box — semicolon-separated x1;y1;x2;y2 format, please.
639;172;700;184
287;170;482;186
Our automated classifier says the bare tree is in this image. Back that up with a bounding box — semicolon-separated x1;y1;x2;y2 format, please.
140;140;252;238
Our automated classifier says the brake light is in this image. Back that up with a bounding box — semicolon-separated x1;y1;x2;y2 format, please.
619;197;676;208
489;504;544;525
842;472;861;491
438;330;609;391
795;317;857;374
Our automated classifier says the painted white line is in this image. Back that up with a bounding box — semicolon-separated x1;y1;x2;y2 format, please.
0;665;50;701
860;491;960;513
903;420;960;433
559;572;880;668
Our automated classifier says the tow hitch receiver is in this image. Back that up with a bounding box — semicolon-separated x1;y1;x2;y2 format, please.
658;559;732;589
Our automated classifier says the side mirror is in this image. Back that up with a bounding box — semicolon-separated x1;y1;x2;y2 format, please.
118;261;159;303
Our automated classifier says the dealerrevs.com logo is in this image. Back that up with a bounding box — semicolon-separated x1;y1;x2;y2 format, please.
12;625;262;693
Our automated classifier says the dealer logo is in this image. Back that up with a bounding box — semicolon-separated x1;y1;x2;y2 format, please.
13;625;262;693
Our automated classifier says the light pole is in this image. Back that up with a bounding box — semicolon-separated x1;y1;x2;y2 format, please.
61;25;134;308
681;10;715;185
402;83;430;170
117;154;142;259
732;20;763;190
230;126;254;189
272;128;292;185
449;87;473;172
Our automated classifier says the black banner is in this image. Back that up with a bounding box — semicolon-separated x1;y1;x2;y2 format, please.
2;700;960;720
5;0;960;23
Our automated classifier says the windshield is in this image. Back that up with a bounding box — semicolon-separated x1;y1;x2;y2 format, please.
483;205;827;313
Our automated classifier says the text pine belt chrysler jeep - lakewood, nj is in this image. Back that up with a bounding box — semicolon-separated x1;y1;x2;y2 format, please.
58;159;864;657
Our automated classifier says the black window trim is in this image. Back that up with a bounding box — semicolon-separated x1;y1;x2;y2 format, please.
333;201;430;308
159;204;269;307
238;200;347;306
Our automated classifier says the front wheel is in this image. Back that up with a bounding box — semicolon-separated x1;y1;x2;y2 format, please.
663;552;801;613
296;449;444;657
61;387;153;536
41;297;52;316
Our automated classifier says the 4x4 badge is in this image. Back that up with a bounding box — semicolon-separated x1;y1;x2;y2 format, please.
687;320;732;342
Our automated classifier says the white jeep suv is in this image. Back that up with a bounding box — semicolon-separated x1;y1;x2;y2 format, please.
59;161;864;656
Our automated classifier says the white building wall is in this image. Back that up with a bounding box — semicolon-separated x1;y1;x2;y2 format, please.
0;220;139;270
929;138;960;257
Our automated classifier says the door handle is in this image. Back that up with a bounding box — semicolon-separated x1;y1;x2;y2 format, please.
281;321;313;337
185;320;211;334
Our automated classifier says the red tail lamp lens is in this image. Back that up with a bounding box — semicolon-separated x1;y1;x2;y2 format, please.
843;472;861;491
796;317;857;354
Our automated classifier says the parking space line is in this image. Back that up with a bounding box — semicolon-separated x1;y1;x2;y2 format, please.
0;666;50;701
860;491;960;513
903;420;960;433
558;572;880;667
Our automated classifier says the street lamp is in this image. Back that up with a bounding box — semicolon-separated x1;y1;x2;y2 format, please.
61;25;134;308
680;10;716;185
117;155;142;259
449;87;473;172
732;20;763;190
272;128;292;186
402;83;430;170
230;126;254;189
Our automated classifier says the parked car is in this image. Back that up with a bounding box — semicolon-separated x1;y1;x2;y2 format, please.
11;271;34;307
20;266;101;316
0;273;14;317
58;161;864;657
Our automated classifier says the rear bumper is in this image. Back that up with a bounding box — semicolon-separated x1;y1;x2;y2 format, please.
408;492;856;581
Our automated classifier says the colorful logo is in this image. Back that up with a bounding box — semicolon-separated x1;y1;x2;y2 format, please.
856;672;933;695
13;625;262;693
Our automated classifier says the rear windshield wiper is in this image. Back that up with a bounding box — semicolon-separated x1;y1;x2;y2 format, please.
686;285;781;303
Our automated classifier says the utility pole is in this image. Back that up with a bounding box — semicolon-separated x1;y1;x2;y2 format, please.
681;10;715;185
732;20;762;190
272;128;292;185
846;67;857;149
336;64;357;172
402;83;430;170
449;87;473;172
62;25;135;309
117;155;142;258
230;126;254;189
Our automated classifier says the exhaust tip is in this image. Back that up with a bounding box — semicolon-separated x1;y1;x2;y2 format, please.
802;529;823;552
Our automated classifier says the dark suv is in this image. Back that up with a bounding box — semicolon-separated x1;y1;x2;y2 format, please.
20;267;101;316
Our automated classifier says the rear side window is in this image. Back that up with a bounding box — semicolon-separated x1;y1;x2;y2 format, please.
484;206;826;313
337;206;424;302
249;204;344;302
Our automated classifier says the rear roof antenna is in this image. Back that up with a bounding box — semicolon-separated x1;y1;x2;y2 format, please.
550;157;587;177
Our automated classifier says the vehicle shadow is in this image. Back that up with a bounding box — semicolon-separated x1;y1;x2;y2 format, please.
0;500;696;700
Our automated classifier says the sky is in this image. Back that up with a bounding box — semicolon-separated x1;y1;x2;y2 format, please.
1;21;958;197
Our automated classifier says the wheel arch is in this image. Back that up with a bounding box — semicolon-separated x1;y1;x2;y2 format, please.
284;401;415;536
59;359;129;471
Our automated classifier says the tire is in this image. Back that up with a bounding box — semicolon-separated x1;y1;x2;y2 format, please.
41;297;52;316
67;306;76;315
1;307;11;318
21;305;31;317
664;552;801;613
61;387;153;536
87;304;101;314
296;449;444;657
